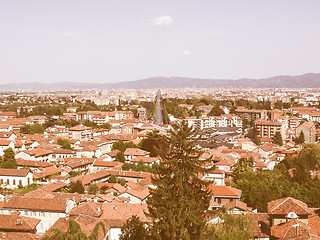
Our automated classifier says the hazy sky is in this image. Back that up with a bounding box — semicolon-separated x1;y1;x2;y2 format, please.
1;0;319;83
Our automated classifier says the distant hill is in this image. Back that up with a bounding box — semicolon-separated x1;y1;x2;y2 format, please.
1;73;320;90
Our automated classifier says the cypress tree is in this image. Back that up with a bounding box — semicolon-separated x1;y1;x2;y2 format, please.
1;148;17;169
147;120;213;240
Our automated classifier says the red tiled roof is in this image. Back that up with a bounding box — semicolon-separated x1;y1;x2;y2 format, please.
0;212;40;231
124;148;150;156
2;196;67;212
268;197;311;215
209;185;241;197
271;219;320;239
0;168;30;177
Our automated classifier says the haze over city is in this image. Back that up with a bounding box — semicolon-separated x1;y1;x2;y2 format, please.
1;0;320;84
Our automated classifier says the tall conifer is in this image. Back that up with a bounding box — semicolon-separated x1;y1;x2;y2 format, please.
147;121;213;240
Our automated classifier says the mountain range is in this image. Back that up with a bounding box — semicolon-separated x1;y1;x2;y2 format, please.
1;73;320;90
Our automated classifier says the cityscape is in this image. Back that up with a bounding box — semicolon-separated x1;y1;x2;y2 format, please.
1;1;320;240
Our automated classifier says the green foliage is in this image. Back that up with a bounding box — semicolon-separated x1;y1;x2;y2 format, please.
1;148;17;169
69;180;85;194
20;123;44;134
84;120;98;129
139;130;168;157
69;170;82;178
161;98;189;118
108;175;126;186
272;131;283;146
41;219;106;240
162;105;170;124
57;138;72;150
232;158;252;181
108;175;118;183
14;183;42;194
88;184;100;195
99;122;111;130
51;118;80;128
292;144;320;183
115;152;125;163
119;215;148;240
27;105;65;117
147;121;213;239
112;141;139;152
296;131;305;144
254;136;261;145
206;210;253;240
233;144;320;212
208;104;224;116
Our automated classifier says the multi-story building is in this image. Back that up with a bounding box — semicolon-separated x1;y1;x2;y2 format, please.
255;119;285;141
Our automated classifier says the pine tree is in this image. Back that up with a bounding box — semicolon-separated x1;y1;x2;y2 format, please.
147;120;213;240
1;148;17;169
119;215;148;240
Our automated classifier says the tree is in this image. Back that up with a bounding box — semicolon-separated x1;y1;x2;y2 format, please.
119;215;148;240
147;121;213;239
206;210;253;240
20;123;44;134
162;105;170;124
57;138;72;149
41;219;106;240
88;183;100;195
69;180;85;194
115;152;125;163
112;140;126;152
232;158;252;181
254;135;261;145
208;104;224;116
108;175;118;183
272;131;283;146
1;148;17;169
293;143;320;183
139;130;168;157
296;131;305;144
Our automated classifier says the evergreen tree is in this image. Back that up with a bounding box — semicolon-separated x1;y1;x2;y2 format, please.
162;105;170;124
147;121;213;240
296;131;305;144
119;215;148;240
41;219;105;240
272;131;283;146
1;148;17;169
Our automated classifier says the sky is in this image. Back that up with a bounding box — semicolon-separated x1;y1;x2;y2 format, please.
0;0;319;84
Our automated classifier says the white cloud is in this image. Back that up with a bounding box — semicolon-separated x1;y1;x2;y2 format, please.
144;16;173;27
181;51;192;55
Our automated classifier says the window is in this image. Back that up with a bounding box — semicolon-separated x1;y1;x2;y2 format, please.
19;180;22;185
7;179;9;184
13;179;16;185
0;179;3;184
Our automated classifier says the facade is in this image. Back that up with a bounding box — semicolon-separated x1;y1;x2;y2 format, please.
255;120;285;141
295;121;316;143
0;169;33;188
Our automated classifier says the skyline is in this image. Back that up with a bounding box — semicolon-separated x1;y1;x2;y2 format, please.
1;0;320;84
